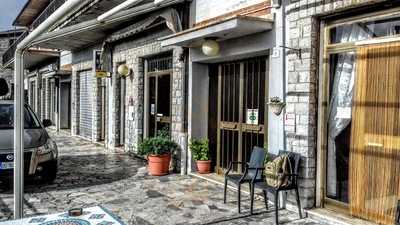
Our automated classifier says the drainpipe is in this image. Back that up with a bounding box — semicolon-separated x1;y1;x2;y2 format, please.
97;0;145;22
13;0;83;219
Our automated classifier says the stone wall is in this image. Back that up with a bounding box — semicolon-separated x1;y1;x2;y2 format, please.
112;27;186;172
284;0;385;208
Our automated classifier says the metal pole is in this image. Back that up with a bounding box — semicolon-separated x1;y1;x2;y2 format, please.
13;0;84;219
13;50;24;220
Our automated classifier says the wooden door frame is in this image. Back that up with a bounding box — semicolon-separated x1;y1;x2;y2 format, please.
215;57;269;174
317;7;400;211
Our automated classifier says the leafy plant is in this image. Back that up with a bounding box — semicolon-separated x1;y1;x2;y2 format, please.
269;96;282;103
138;131;178;156
189;138;210;161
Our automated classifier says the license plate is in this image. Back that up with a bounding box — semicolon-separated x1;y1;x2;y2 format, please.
0;162;14;170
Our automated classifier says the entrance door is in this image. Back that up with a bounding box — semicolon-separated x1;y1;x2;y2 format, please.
148;74;171;137
349;42;400;225
59;81;71;129
216;57;268;173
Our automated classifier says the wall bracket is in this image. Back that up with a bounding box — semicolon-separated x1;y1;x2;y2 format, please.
279;45;302;59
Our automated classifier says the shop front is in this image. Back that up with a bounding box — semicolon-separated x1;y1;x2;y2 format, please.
318;8;400;225
160;1;286;176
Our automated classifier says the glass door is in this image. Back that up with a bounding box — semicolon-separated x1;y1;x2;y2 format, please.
148;74;171;137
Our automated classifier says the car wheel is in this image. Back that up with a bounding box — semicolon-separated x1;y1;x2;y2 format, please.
40;161;58;184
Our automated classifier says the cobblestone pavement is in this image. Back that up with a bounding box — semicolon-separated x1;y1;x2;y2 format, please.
0;131;321;225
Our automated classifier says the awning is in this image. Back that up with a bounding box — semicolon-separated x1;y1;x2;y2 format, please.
160;16;274;47
30;0;185;50
24;49;59;70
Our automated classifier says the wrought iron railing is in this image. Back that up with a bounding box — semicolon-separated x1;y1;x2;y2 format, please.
1;31;29;66
30;0;68;29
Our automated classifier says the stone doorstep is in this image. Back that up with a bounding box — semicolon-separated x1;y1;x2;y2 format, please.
306;208;378;225
190;172;307;215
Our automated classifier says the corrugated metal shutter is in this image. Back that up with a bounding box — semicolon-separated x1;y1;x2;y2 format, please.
79;70;93;139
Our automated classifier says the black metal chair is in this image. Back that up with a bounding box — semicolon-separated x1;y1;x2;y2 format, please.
223;146;266;213
249;150;302;225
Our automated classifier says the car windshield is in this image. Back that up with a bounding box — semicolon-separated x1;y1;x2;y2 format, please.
0;104;41;129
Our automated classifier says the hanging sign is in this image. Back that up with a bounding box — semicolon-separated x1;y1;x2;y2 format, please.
94;50;109;78
246;109;259;125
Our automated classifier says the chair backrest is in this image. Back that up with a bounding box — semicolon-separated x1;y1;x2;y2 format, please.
248;146;266;179
279;150;301;185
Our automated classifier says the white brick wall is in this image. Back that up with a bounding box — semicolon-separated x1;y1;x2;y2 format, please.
194;0;266;23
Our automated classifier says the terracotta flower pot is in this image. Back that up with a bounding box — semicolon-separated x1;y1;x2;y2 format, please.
196;160;211;174
147;153;171;176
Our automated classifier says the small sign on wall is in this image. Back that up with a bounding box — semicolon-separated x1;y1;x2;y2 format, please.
246;109;259;125
336;107;351;119
128;106;135;121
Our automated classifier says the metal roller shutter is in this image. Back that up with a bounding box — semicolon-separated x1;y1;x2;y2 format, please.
79;70;93;139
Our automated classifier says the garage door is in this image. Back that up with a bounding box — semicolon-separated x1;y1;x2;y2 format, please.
79;70;93;139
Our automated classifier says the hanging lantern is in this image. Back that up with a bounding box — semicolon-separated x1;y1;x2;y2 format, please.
202;38;220;56
118;64;131;77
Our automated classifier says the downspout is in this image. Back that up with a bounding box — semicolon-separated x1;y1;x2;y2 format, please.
13;0;83;219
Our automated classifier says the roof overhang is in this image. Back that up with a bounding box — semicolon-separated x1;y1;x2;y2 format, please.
30;0;185;51
13;0;52;27
6;49;59;70
160;16;274;47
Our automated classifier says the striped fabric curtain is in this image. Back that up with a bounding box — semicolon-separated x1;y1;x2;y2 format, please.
350;42;400;225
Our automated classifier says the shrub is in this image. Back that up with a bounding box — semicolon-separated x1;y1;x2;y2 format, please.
189;138;210;161
138;131;179;156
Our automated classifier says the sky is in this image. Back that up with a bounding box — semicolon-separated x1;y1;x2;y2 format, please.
0;0;27;31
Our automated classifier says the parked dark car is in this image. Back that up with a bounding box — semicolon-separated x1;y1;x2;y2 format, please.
0;100;58;185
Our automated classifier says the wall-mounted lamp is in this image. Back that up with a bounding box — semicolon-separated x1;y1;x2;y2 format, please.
202;38;220;57
118;64;132;77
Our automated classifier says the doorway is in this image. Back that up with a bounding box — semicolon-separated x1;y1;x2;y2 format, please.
145;55;173;138
59;80;71;129
321;11;400;225
211;57;268;174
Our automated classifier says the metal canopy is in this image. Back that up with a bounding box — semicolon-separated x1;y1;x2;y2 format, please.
31;0;184;51
160;16;274;47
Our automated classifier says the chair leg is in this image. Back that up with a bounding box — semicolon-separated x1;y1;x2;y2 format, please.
223;178;228;204
262;190;268;210
237;184;241;214
275;191;279;225
295;186;302;219
250;183;254;215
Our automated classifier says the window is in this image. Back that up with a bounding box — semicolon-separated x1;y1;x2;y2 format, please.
0;104;41;129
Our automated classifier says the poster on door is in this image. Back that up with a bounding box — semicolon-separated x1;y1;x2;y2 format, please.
246;109;259;125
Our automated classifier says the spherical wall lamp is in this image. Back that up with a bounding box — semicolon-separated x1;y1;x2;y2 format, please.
117;64;131;77
202;38;220;57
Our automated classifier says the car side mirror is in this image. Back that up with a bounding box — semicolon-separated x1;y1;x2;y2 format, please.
42;119;52;128
0;78;9;97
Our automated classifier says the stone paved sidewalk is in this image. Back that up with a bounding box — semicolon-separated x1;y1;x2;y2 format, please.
0;131;321;225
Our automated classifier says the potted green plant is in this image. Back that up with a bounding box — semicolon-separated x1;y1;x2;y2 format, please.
267;96;286;116
138;131;178;176
189;138;211;174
